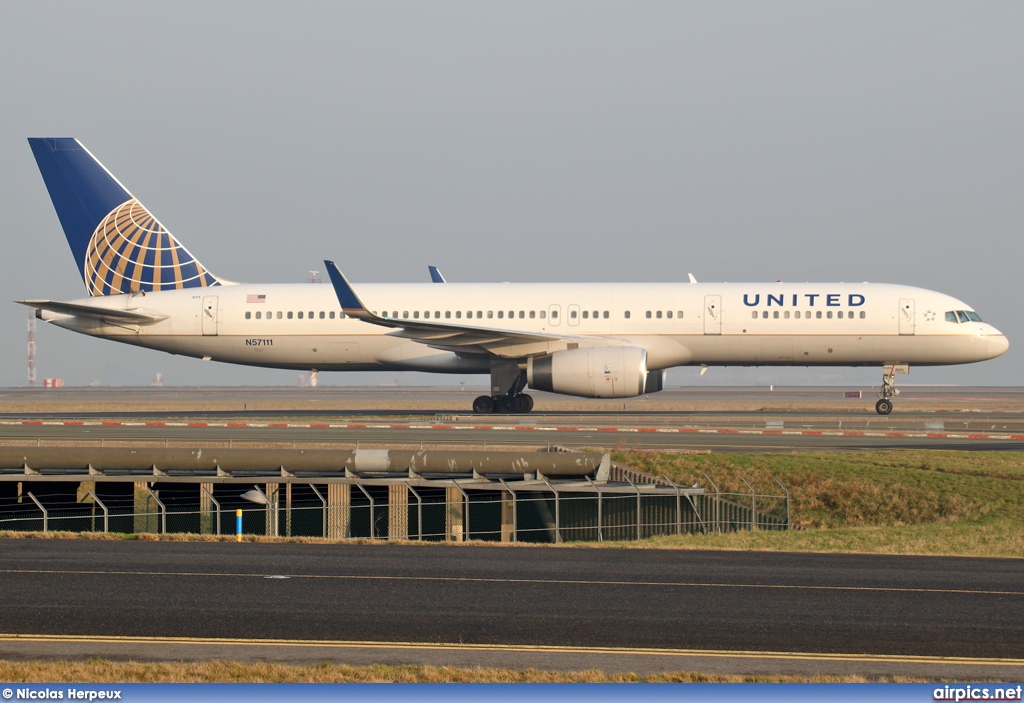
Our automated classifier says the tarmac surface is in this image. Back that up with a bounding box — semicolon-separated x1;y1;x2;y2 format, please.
1;539;1022;679
0;386;1023;453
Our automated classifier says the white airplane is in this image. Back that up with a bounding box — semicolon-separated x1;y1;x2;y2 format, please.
21;138;1008;415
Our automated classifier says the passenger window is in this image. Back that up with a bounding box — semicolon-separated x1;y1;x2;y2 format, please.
254;311;261;320
773;311;779;319
519;311;524;318
805;311;810;319
815;311;822;319
604;311;609;319
509;311;514;318
794;311;801;319
762;311;768;319
666;311;672;319
549;310;556;319
677;311;683;319
309;311;314;318
245;311;251;319
477;311;483;319
329;311;335;319
837;311;843;319
498;311;504;319
487;311;493;319
320;311;325;319
592;311;598;318
860;311;866;319
656;311;662;319
784;311;790;319
752;311;758;320
529;311;535;319
826;311;833;319
570;310;577;319
339;312;345;319
445;311;451;319
456;311;462;319
582;311;588;319
646;311;652;319
277;311;283;319
297;311;303;319
624;311;630;319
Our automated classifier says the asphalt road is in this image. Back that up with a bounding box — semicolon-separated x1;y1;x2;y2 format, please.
1;386;1022;452
1;539;1022;678
0;423;1021;452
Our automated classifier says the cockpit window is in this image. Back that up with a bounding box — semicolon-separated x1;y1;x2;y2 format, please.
947;310;984;324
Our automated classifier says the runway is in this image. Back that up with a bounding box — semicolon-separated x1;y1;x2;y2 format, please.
0;386;1022;452
0;539;1021;678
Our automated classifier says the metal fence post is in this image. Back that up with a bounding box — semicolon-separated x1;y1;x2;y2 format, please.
406;482;423;541
702;473;720;533
201;486;222;536
740;476;757;530
774;477;791;530
541;477;560;543
497;478;517;542
584;476;603;542
309;484;328;538
625;477;642;541
27;492;47;533
450;481;470;541
87;491;109;533
354;483;376;538
144;487;166;534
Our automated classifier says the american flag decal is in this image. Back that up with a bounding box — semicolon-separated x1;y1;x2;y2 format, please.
246;294;266;303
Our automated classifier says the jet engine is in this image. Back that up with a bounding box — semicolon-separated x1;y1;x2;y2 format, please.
527;347;648;398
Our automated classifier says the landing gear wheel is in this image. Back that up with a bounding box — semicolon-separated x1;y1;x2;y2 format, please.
495;396;515;414
514;394;534;413
472;395;494;414
875;399;893;415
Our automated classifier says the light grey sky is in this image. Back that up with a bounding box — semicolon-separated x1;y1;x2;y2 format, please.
0;1;1020;388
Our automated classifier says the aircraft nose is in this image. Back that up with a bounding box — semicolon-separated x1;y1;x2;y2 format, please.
988;334;1009;359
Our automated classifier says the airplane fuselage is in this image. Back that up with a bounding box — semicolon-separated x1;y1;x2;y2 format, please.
38;281;1008;373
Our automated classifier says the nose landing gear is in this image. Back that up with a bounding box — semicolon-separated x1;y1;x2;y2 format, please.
875;365;902;415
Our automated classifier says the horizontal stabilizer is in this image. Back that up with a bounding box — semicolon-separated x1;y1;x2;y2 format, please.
16;299;167;325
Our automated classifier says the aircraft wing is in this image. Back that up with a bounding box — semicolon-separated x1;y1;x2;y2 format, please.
16;299;168;325
324;261;604;358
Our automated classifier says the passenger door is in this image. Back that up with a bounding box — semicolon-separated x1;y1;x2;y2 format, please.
899;298;915;335
703;295;722;335
202;296;218;336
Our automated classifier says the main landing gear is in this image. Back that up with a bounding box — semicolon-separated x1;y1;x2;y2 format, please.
875;366;900;415
473;360;534;414
472;393;534;414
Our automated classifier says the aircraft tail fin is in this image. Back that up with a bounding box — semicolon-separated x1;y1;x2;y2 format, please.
28;138;221;296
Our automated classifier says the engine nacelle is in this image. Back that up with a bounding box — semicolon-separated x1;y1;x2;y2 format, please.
643;369;666;394
527;346;648;398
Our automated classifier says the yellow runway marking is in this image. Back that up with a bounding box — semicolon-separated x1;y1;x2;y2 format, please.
2;569;1022;597
1;633;1022;668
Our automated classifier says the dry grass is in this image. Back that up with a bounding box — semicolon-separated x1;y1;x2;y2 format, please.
0;659;939;683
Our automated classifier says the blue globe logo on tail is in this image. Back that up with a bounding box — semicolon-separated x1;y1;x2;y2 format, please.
28;138;222;297
85;198;218;296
